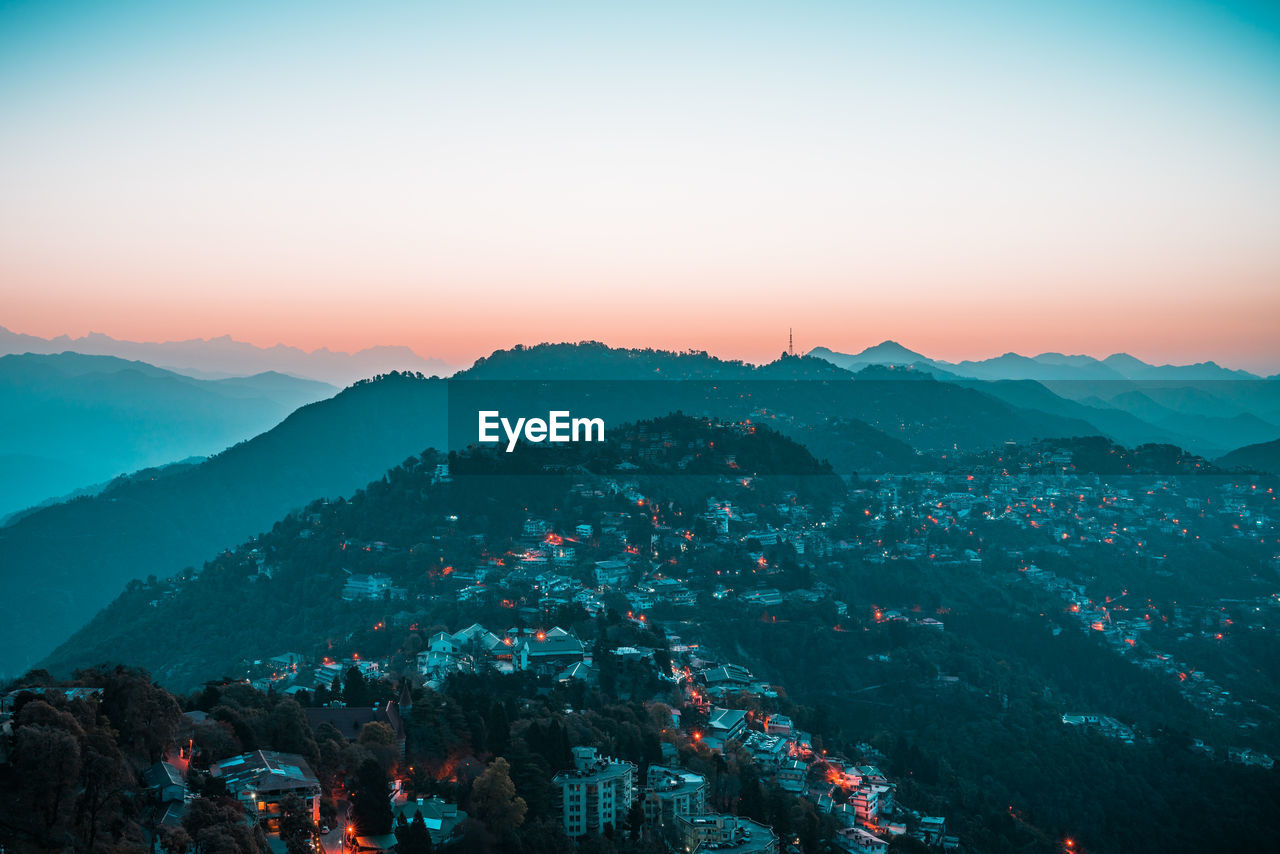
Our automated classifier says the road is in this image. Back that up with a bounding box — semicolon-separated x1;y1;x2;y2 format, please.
319;800;348;854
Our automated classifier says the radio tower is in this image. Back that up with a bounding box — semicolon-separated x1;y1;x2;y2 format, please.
788;328;794;356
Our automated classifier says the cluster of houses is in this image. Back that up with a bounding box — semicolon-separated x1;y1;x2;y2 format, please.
1061;714;1136;745
664;654;958;853
1017;559;1264;740
142;719;465;853
416;623;592;685
138;745;326;838
553;745;780;853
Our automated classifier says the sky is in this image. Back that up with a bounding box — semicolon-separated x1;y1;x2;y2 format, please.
1;0;1278;371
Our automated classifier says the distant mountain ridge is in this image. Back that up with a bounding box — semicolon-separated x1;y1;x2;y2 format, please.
810;341;1280;456
0;325;452;385
809;340;1267;382
0;352;337;519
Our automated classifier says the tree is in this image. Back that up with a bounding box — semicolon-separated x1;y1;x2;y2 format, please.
359;720;398;748
159;826;193;854
277;794;318;854
626;798;646;840
98;666;183;763
344;666;370;707
470;757;527;836
349;757;393;836
486;701;511;755
75;724;133;850
183;796;268;854
395;809;434;854
15;723;81;834
267;699;319;765
358;720;401;773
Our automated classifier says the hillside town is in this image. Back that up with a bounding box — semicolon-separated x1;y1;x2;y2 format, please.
3;423;1277;854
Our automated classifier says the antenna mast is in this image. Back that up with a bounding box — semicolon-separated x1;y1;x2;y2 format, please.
789;328;794;356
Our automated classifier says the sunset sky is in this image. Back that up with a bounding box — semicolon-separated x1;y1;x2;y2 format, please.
2;1;1278;371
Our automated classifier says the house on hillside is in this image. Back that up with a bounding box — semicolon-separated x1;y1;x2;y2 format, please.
390;796;468;848
142;761;186;804
210;750;321;830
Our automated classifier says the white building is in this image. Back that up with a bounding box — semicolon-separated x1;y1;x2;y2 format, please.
553;747;636;837
342;572;394;600
644;765;707;826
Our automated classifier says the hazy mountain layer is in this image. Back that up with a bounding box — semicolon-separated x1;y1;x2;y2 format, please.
0;352;336;519
0;325;450;385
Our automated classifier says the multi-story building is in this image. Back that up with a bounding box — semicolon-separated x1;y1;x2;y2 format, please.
708;707;748;743
553;746;636;837
643;765;707;826
851;785;879;825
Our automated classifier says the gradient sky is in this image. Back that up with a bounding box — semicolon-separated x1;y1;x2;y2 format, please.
2;0;1278;371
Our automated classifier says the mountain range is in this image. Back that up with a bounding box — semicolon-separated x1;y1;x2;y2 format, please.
3;340;1279;679
808;340;1273;382
810;341;1280;455
0;352;337;520
0;325;451;385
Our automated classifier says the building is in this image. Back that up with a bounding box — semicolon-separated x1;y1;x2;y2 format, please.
673;813;779;854
552;746;636;837
390;796;468;848
763;714;793;735
142;761;187;804
644;765;707;826
342;573;394;600
210;750;321;830
700;664;753;689
851;785;878;825
916;816;947;846
515;627;586;674
777;759;807;793
835;827;889;853
594;558;631;588
708;707;748;743
742;731;788;767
